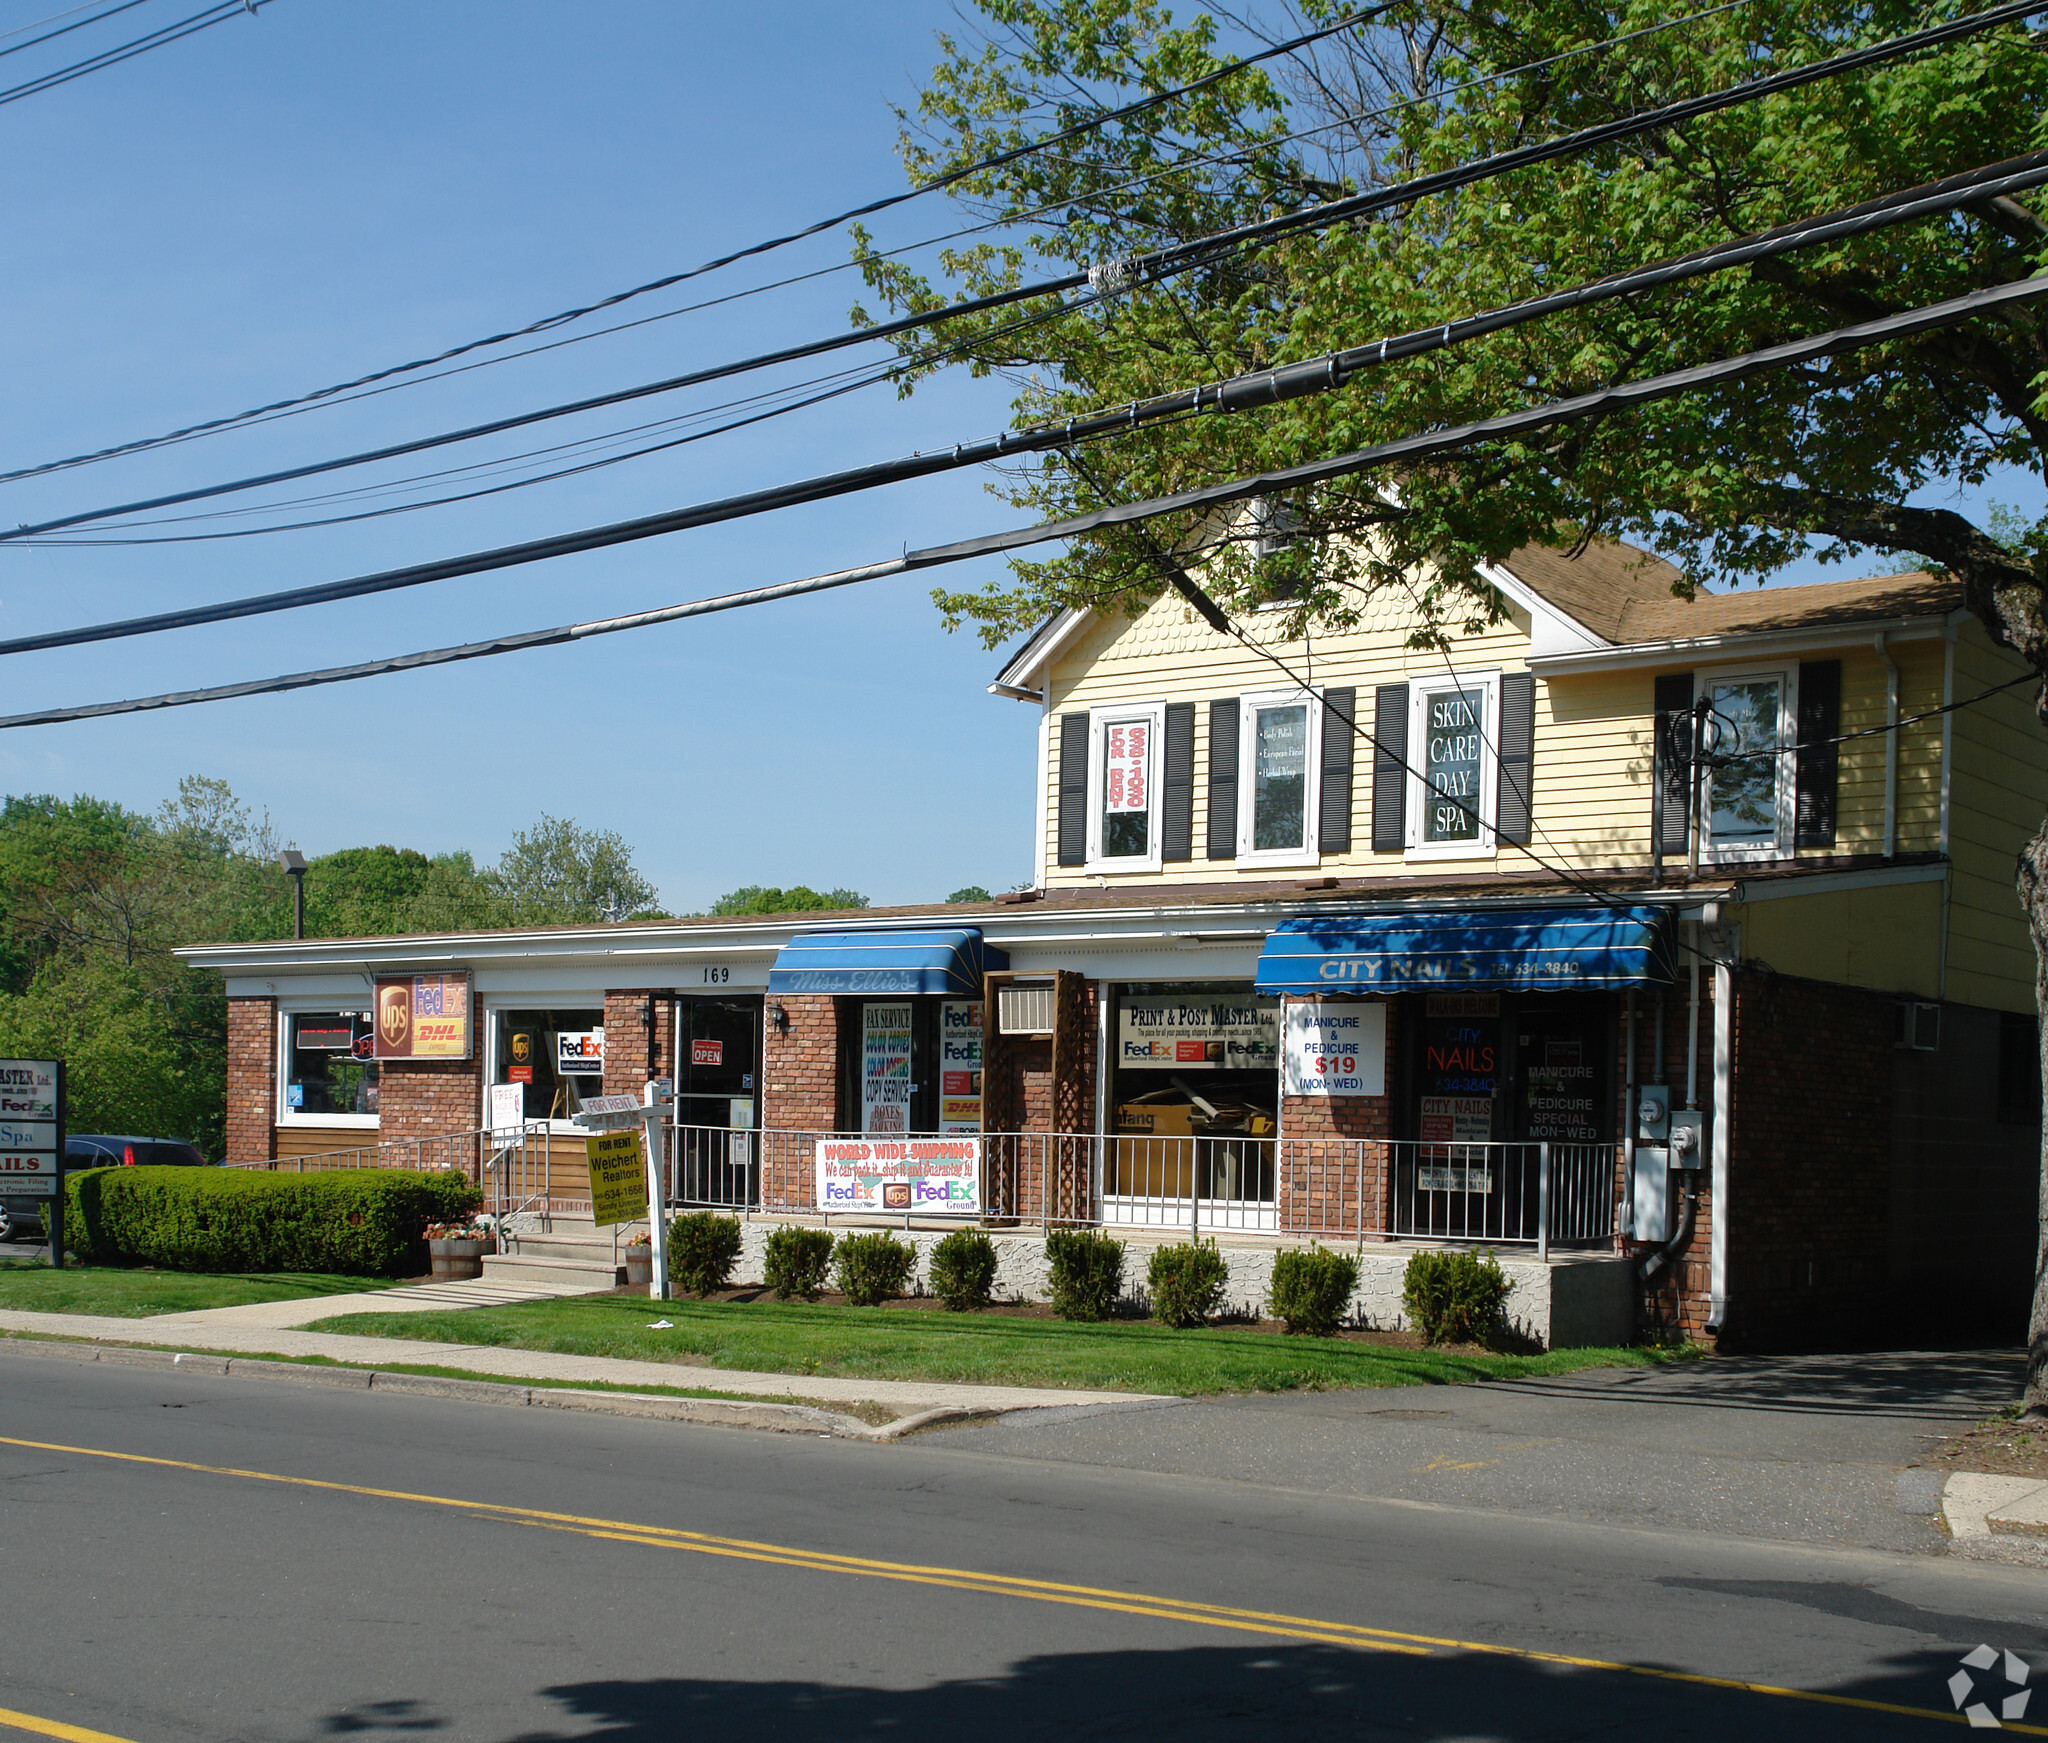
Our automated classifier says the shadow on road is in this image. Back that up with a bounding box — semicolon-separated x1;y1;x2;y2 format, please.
413;1639;2036;1741
1491;1347;2024;1422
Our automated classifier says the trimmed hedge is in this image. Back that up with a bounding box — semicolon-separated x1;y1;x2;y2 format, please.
833;1232;916;1307
667;1211;742;1295
929;1228;998;1311
764;1225;835;1300
1145;1239;1228;1329
1269;1246;1360;1337
1402;1247;1514;1346
62;1166;479;1277
1045;1228;1125;1321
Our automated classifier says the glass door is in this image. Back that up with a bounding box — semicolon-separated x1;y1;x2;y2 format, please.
674;997;761;1207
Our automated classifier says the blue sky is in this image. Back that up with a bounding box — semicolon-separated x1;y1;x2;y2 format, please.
0;1;2034;916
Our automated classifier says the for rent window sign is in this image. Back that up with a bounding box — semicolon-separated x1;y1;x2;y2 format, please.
816;1137;980;1214
1103;720;1149;812
373;973;473;1060
1282;1002;1387;1097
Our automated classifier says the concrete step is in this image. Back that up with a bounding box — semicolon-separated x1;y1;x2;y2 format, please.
480;1252;623;1290
504;1233;628;1262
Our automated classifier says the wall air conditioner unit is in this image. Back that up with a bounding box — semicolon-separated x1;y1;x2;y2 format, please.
1895;1001;1941;1052
1250;494;1305;560
997;982;1056;1037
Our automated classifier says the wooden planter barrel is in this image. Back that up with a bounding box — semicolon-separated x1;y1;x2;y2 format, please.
623;1248;653;1287
429;1235;494;1281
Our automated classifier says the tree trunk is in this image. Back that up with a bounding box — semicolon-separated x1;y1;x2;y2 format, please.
2024;817;2048;1416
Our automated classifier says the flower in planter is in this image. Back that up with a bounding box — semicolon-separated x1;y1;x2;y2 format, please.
624;1232;652;1248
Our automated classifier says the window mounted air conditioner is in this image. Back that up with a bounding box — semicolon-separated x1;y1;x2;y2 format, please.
1895;1001;1941;1052
997;983;1056;1037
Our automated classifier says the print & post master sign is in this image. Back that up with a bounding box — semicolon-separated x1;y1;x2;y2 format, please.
372;973;473;1061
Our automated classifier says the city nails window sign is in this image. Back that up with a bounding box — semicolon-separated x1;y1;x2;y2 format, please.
373;972;473;1061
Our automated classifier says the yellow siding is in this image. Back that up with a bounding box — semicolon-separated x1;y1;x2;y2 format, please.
1734;881;1943;998
1943;618;2046;1013
1040;587;1954;890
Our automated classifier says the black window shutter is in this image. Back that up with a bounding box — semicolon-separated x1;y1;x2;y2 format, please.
1206;698;1240;859
1497;672;1535;846
1162;703;1195;861
1319;687;1356;854
1795;659;1842;849
1056;712;1089;866
1371;684;1409;852
1652;674;1694;857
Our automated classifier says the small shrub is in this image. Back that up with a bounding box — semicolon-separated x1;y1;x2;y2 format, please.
833;1231;916;1307
1269;1246;1360;1337
667;1211;742;1296
1146;1239;1229;1328
1045;1227;1125;1321
929;1228;998;1311
1402;1247;1513;1346
764;1225;835;1300
60;1166;479;1276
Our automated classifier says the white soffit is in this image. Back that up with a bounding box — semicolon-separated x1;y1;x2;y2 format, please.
1480;559;1609;658
989;607;1094;701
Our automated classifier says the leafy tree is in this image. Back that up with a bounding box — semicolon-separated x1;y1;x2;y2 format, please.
864;1;2048;1399
946;885;994;902
488;814;660;925
707;885;869;915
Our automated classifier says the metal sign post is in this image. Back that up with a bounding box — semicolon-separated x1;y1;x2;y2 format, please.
572;1082;674;1300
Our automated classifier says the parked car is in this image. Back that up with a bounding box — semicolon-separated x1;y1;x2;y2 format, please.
0;1134;210;1241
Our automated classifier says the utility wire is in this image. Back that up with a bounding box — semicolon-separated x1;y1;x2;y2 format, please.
0;0;263;110
0;8;1381;488
0;0;156;62
7;0;2035;545
0;0;1750;481
11;151;2044;641
3;271;2041;730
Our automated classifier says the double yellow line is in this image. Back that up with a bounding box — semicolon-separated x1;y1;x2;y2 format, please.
0;1434;2029;1737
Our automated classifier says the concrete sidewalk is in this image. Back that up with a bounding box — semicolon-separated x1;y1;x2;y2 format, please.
0;1298;1167;1419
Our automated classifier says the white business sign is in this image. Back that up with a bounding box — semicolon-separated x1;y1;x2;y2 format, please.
1117;994;1277;1071
488;1081;524;1134
556;1029;605;1077
1282;1001;1386;1097
0;1059;59;1195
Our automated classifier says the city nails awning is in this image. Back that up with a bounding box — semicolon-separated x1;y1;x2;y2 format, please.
1253;906;1677;995
766;929;1008;998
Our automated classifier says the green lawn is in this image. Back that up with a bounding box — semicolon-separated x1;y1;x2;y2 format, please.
309;1295;1691;1397
0;1259;403;1318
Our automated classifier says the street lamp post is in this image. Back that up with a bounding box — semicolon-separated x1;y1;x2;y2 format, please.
278;849;307;939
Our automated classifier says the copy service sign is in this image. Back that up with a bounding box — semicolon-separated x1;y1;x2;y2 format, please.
372;973;473;1061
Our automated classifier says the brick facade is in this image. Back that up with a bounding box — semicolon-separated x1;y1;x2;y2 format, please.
378;1058;481;1143
1278;995;1396;1237
225;996;276;1165
762;994;839;1205
602;988;675;1098
1627;976;1717;1342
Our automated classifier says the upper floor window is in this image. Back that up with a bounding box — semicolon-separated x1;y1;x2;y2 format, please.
1699;666;1794;859
1237;688;1322;865
1406;673;1499;859
1086;702;1164;872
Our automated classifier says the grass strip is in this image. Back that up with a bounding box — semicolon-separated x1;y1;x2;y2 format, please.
0;1261;405;1317
306;1294;1692;1397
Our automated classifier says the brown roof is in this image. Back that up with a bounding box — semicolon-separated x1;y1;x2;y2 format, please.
1503;543;1961;647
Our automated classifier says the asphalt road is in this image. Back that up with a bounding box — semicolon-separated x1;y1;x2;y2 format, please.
0;1349;2042;1743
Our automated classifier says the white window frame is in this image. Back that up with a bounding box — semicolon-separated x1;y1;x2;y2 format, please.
1236;686;1324;868
1085;700;1167;874
1405;670;1500;862
484;999;608;1134
276;1003;380;1128
1694;662;1797;863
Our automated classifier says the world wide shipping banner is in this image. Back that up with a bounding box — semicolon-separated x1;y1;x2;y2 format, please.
816;1138;980;1215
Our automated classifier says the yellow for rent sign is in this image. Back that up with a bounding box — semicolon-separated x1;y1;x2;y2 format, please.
585;1129;648;1227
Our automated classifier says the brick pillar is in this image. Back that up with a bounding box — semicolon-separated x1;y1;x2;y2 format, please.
603;988;673;1097
378;1058;482;1148
225;996;276;1165
763;994;838;1207
1278;997;1396;1239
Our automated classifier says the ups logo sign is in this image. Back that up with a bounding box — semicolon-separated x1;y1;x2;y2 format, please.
510;1032;533;1065
377;983;410;1051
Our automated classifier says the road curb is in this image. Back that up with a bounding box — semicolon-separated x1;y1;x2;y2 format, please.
0;1333;1010;1440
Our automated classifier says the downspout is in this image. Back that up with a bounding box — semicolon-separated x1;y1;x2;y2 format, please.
1875;631;1899;858
1621;989;1636;1241
1033;684;1052;892
1705;904;1733;1335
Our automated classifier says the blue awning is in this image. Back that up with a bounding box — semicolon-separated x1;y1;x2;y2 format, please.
1254;906;1677;994
766;929;1007;998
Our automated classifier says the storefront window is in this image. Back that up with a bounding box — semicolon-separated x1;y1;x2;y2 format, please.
492;1008;605;1123
833;998;983;1135
1108;986;1279;1204
284;1011;379;1117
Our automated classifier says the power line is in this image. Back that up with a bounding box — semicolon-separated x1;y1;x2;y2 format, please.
0;0;1749;482
0;0;265;110
12;150;2044;641
0;0;156;62
7;0;2034;544
4;270;2040;731
0;8;1381;489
